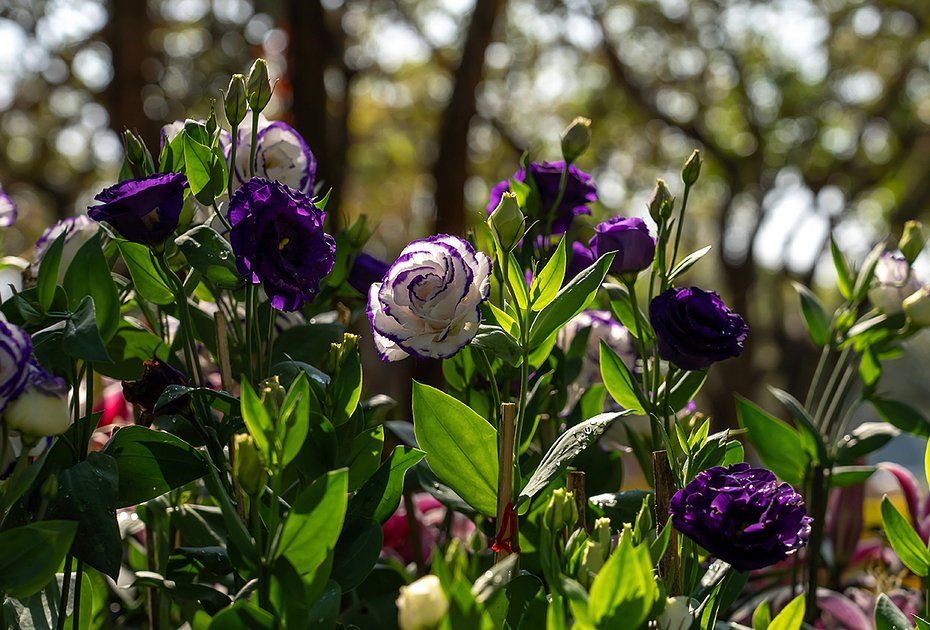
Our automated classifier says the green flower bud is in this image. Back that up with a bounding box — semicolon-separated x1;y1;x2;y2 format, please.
904;287;930;328
560;116;592;165
233;433;267;497
578;540;605;586
900;220;926;265
246;58;273;114
681;149;702;186
396;575;448;630
592;516;611;553
657;596;697;630
544;488;578;533
487;192;526;254
224;74;248;128
122;129;147;166
205;104;218;137
648;178;674;222
259;375;287;419
40;474;59;502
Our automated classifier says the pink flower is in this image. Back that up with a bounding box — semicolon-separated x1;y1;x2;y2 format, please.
381;493;480;566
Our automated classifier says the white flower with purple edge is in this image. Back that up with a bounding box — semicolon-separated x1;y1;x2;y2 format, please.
232;114;316;195
32;215;99;282
367;235;491;362
0;185;15;228
0;320;32;413
868;252;923;315
4;360;70;441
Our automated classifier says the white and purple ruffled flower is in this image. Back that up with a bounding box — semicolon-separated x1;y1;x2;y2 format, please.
0;185;16;228
868;252;923;315
367;235;491;362
0;321;32;413
233;116;316;195
32;215;99;281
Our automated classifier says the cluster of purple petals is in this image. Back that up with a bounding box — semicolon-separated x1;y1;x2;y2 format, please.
670;463;812;571
88;172;188;245
649;287;749;371
487;161;597;234
228;177;335;312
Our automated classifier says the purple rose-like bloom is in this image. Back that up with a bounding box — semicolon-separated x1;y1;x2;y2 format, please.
228;177;336;312
88;172;188;245
0;185;16;227
589;216;656;275
650;287;749;371
670;463;812;571
348;253;390;295
487;161;597;234
0;321;32;413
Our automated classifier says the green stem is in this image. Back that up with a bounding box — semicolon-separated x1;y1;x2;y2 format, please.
805;465;826;624
72;560;83;630
248;114;259;180
813;346;850;429
477;350;502;428
55;555;72;630
227;128;238;200
263;307;277;381
805;344;832;408
669;182;693;272
251;496;269;610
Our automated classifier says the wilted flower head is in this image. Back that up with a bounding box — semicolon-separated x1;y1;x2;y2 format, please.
122;358;189;426
0;321;32;414
589;216;656;276
233;116;316;195
32;215;100;282
4;360;70;441
487;161;597;234
869;253;923;315
367;234;491;361
670;463;812;571
0;185;16;227
650;287;748;371
228;177;336;311
88;172;188;246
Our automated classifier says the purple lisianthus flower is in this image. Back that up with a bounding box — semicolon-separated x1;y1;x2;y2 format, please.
348;253;390;295
565;241;595;283
233;116;316;195
650;287;748;371
0;185;16;227
670;463;812;571
589;216;656;276
228;177;335;312
487;161;597;234
88;172;188;246
367;235;491;361
0;321;32;414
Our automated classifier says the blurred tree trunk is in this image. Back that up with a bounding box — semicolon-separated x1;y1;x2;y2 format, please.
288;0;351;230
431;0;506;235
102;0;158;153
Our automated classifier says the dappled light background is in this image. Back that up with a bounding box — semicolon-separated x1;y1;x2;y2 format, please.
3;0;930;444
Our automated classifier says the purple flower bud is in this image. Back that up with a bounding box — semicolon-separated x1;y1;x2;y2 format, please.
670;463;812;571
228;177;336;312
0;185;17;228
348;253;390;295
487;161;597;234
0;321;32;413
589;216;656;276
650;287;748;371
367;235;491;361
88;172;188;246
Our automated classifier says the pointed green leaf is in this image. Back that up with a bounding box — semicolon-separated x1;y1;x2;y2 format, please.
531;236;566;311
881;496;930;577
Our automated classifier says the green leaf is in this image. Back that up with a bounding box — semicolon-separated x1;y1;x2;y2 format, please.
60;296;111;363
63;233;120;342
241;380;274;463
768;594;804;630
277;469;348;583
860;348;881;388
668;245;712;281
97;321;171;380
470;324;522;365
835;422;901;465
828;465;875;487
37;231;66;313
605;283;653;341
0;521;77;598
101;426;209;508
208;601;276;629
531;236;566;311
752;600;772;630
183;132;222;205
854;242;885;302
914;615;930;630
331;518;382;591
518;412;627;504
792;282;831;347
328;338;362;427
528;252;614;347
881;496;930;577
412;381;499;516
736;396;810;486
600;341;646;414
831;237;853;301
280;375;311;468
659;369;708;414
349;446;426;523
875;593;915;630
117;241;174;305
768;386;825;464
176;225;243;290
345;426;384;492
506;252;530;309
871;397;930;438
588;535;657;628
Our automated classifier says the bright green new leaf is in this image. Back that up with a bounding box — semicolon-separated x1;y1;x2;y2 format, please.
240;380;274;463
530;236;566;311
36;231;66;313
588;534;657;628
116;241;175;305
0;521;77;599
875;593;915;630
736;397;810;486
600;341;646;414
768;595;804;630
792;282;831;347
881;496;930;577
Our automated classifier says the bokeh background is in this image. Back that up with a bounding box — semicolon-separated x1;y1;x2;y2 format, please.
2;0;930;459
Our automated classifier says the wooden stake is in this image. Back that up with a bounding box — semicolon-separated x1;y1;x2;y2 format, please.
495;403;517;563
566;470;587;531
653;450;680;595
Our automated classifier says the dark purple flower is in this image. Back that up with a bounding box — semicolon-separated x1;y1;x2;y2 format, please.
649;287;749;371
589;216;656;275
670;463;812;571
348;253;389;295
0;185;16;227
228;177;335;311
566;241;595;283
0;321;32;413
487;161;597;234
88;172;188;245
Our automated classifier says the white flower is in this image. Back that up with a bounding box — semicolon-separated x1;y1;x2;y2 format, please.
368;235;491;361
0;321;31;413
31;215;100;284
0;257;27;302
557;310;636;409
868;253;923;314
4;361;70;441
396;575;448;630
233;114;316;194
656;596;697;630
